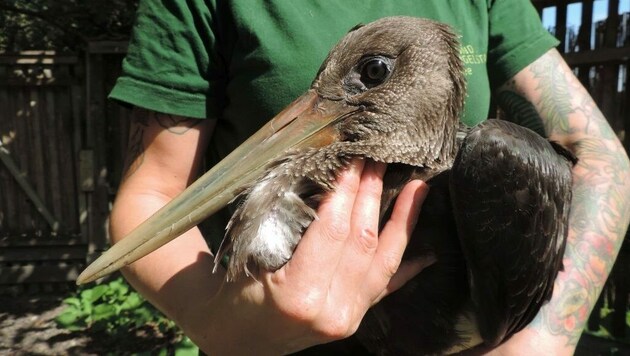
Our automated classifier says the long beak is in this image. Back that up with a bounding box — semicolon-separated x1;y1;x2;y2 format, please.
77;90;358;284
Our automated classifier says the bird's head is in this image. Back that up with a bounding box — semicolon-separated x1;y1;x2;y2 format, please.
77;17;466;284
311;17;465;166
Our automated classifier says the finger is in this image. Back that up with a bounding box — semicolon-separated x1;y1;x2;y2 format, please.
374;253;436;303
363;179;429;304
280;158;365;287
331;161;386;294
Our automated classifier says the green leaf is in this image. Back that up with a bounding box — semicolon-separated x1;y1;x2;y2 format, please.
62;297;81;308
80;289;93;301
131;307;154;326
93;304;117;321
119;292;143;310
55;308;81;328
89;284;109;301
108;278;129;295
80;297;93;316
174;337;199;356
55;275;184;344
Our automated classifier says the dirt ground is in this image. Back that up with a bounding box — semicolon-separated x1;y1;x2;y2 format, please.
0;292;181;355
0;294;92;355
1;292;629;355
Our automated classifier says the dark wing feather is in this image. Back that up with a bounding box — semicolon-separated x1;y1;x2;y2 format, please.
449;119;573;346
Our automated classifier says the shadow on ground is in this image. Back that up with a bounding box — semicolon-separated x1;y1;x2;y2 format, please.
0;293;181;355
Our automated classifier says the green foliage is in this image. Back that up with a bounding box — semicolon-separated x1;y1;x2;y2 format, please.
55;277;197;354
585;303;630;344
0;0;139;51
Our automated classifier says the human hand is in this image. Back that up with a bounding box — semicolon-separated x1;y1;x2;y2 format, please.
197;159;430;355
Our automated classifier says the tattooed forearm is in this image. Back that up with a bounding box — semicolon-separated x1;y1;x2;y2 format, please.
496;49;630;347
528;54;574;136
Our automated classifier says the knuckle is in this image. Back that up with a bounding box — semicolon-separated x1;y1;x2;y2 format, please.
381;252;403;279
313;314;353;340
354;228;378;254
277;298;320;323
273;286;326;323
347;319;361;336
321;218;351;243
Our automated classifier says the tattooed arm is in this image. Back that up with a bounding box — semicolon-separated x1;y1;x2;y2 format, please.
490;48;630;355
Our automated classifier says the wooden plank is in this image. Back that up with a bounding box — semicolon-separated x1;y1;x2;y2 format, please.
45;89;63;227
600;1;622;134
578;0;593;52
56;86;79;231
577;0;594;87
0;237;83;247
4;76;80;87
87;41;129;54
79;150;95;192
0;245;86;262
0;143;59;231
28;88;47;232
564;47;630;65
0;87;14;234
71;82;88;242
85;52;110;257
532;0;583;5
0;264;84;284
0;55;78;65
6;88;19;233
622;13;630;47
556;2;568;53
57;66;80;232
15;88;34;230
606;0;620;48
11;50;57;55
0;159;6;233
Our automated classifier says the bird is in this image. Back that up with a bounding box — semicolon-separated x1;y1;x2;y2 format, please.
78;16;576;355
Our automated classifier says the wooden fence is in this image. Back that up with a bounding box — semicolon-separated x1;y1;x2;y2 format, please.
0;43;131;293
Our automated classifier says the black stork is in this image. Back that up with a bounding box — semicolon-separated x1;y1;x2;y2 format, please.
78;17;576;355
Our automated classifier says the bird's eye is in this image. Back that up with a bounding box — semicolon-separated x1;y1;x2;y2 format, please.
359;57;391;87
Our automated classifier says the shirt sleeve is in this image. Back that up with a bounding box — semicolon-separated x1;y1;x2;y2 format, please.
487;0;560;89
109;0;230;119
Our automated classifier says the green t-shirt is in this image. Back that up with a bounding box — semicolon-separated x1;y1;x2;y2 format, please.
109;0;559;247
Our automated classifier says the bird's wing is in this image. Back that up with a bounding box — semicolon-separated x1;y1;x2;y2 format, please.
449;119;574;346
